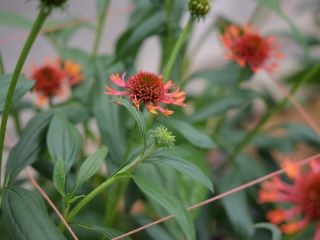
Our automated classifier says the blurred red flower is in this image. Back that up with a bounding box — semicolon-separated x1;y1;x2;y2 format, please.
259;159;320;238
105;71;186;115
221;25;283;72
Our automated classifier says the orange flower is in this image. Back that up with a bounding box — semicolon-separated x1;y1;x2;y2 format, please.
31;59;68;106
105;71;186;115
258;159;320;238
63;60;83;86
221;25;283;72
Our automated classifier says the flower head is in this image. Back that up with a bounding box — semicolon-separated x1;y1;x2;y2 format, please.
221;25;282;72
63;60;83;86
258;158;320;238
188;0;211;19
152;126;175;148
31;59;67;106
40;0;68;7
105;71;186;115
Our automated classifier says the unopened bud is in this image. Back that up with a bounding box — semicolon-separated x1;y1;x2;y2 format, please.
152;126;175;148
40;0;68;7
188;0;211;19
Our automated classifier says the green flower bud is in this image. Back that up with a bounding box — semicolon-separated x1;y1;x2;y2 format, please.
152;126;175;148
188;0;211;19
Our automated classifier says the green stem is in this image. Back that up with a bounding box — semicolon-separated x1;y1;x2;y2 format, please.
163;18;194;82
65;145;156;225
225;64;320;165
0;51;5;74
91;0;111;58
0;8;49;187
12;110;22;137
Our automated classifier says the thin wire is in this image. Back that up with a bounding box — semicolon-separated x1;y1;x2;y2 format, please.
24;168;79;240
0;5;134;46
112;153;320;240
270;75;320;135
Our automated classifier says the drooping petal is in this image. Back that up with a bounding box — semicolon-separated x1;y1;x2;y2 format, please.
110;73;127;88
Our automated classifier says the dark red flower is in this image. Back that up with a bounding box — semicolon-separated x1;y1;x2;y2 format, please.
221;25;282;72
105;71;186;115
31;59;67;106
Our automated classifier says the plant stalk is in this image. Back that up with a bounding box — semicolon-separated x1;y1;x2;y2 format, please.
65;145;156;225
91;0;111;58
226;64;320;165
163;18;194;82
0;8;49;187
0;51;5;75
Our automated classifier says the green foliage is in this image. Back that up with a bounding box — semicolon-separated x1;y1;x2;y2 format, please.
73;146;108;192
0;74;34;113
147;153;213;192
53;159;66;197
254;223;282;240
165;119;216;149
2;188;67;240
47;114;82;171
131;175;196;240
5;112;53;185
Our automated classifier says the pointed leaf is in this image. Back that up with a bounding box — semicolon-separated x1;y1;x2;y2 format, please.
148;154;213;192
53;159;66;197
131;175;195;240
0;74;34;113
115;98;147;148
75;223;131;239
2;188;67;240
73;146;109;191
47;114;82;171
5;112;53;185
166;119;216;149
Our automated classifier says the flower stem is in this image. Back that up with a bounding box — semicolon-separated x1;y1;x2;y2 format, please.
0;51;5;74
0;8;49;187
65;145;156;225
91;0;111;58
163;18;194;82
226;64;320;165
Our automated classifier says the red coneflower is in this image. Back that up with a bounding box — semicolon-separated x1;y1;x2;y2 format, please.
258;159;320;239
105;71;186;115
221;25;282;72
31;59;68;106
63;60;83;86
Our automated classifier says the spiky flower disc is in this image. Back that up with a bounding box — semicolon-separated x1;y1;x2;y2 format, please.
221;25;283;72
105;71;186;115
259;159;320;238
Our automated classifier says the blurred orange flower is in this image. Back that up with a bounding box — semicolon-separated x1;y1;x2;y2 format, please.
259;158;320;238
221;25;283;72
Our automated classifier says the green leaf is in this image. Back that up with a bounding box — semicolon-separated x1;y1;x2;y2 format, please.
131;175;195;240
115;98;147;148
254;223;281;240
165;119;216;149
53;159;66;197
2;188;67;240
0;74;34;113
0;10;33;29
75;223;131;239
73;146;109;191
218;168;254;239
5;112;53;185
148;154;213;192
93;62;126;162
283;123;320;147
254;0;306;54
116;10;166;60
134;216;174;240
190;90;257;122
188;63;241;86
47;114;82;171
